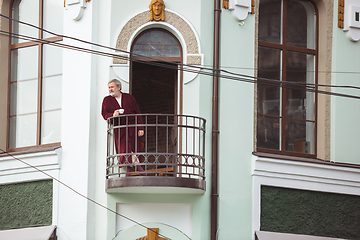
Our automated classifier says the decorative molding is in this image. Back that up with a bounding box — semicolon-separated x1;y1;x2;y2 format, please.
0;149;61;184
225;0;254;22
136;228;167;240
183;54;203;85
112;10;202;84
65;0;88;21
342;0;360;41
223;0;229;9
338;0;344;28
114;10;200;59
252;155;360;234
115;204;192;239
252;156;360;194
149;0;165;21
113;54;129;64
186;55;201;65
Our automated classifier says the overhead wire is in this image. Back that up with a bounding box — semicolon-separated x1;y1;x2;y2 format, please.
1;28;360;100
0;11;359;239
200;64;360;75
0;148;171;240
2;13;360;94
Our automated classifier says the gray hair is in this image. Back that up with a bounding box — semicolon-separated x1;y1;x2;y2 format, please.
108;79;122;88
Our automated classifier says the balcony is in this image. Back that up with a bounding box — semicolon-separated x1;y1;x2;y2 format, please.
106;114;206;194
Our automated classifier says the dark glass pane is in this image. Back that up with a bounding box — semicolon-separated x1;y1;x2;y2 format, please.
257;115;281;150
285;120;314;154
286;88;315;121
163;45;180;57
164;32;178;44
286;0;316;49
133;44;149;56
150;44;163;56
259;0;281;44
286;51;307;83
257;47;281;115
150;30;163;44
135;32;149;44
286;51;315;121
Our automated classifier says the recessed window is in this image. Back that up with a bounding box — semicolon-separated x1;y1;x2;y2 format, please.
9;0;63;150
356;12;359;22
257;0;317;156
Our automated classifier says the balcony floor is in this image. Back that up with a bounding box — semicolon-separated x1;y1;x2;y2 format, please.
106;176;205;194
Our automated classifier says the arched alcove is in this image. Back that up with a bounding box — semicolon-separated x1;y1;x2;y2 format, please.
112;10;202;65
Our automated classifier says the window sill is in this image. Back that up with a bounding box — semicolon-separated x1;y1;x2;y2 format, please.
0;145;62;184
253;151;360;170
3;143;61;157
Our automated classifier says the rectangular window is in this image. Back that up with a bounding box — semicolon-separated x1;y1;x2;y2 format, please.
9;0;63;150
257;0;317;157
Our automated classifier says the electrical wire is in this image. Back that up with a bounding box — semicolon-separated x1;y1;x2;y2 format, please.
0;148;171;240
0;11;359;239
1;29;360;100
201;64;360;75
1;13;360;93
2;10;360;93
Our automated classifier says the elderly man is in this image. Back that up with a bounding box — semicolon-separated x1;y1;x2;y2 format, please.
101;79;145;176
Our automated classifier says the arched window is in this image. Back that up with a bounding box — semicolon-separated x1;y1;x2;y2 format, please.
130;28;182;115
132;29;181;58
256;0;318;156
9;0;63;150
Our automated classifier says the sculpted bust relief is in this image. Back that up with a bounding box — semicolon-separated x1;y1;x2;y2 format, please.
149;0;165;21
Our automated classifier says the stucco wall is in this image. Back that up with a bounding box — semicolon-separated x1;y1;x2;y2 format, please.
217;6;256;240
331;0;360;165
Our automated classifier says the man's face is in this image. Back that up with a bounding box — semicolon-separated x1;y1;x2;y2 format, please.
108;82;121;97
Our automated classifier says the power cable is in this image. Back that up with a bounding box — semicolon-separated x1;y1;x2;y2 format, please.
2;29;360;101
0;148;171;240
2;13;360;92
1;11;359;239
201;64;360;75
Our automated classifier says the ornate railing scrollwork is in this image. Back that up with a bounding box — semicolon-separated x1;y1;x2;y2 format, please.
106;114;206;185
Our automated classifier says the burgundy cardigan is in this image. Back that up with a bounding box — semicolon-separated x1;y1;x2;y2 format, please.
101;93;144;131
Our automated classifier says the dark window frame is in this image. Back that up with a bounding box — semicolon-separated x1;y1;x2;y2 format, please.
256;0;319;158
129;28;183;111
7;0;63;152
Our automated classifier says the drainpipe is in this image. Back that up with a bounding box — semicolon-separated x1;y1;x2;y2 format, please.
211;0;221;239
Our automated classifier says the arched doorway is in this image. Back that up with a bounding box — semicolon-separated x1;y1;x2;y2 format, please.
130;28;182;115
130;28;183;166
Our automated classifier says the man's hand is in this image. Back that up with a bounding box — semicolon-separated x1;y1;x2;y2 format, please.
138;130;144;137
113;110;120;117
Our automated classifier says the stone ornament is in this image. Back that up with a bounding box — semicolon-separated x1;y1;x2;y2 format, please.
65;0;89;21
136;228;167;240
149;0;165;21
339;0;360;41
338;0;344;28
223;0;254;22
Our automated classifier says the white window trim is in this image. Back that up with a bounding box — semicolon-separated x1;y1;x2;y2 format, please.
252;154;360;239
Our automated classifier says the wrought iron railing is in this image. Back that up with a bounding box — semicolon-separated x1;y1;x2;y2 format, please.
106;114;206;181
